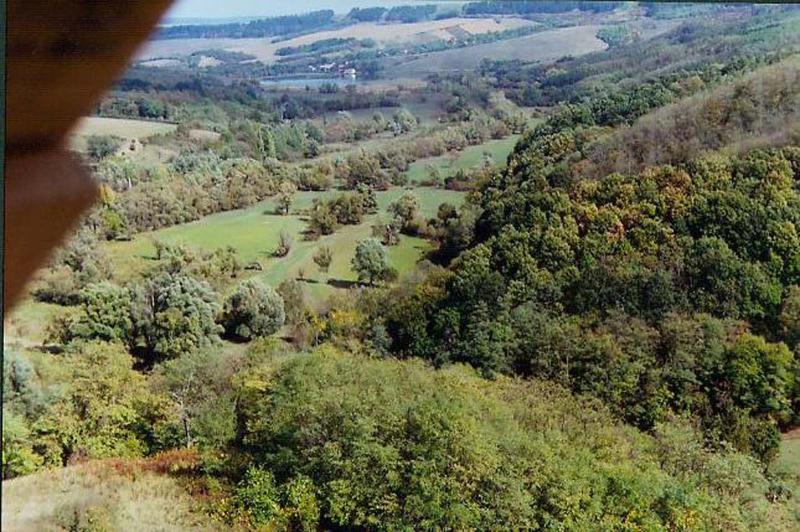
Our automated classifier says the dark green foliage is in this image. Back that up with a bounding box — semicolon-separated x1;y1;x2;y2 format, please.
156;10;335;39
347;6;386;22
465;1;620;15
86;135;122;161
62;283;133;344
222;279;285;341
382;140;800;460
130;272;222;361
385;4;438;23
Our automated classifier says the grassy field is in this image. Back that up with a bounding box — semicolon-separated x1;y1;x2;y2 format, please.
405;135;521;183
1;461;209;531
138;18;536;64
777;431;800;476
319;99;445;127
70;117;177;151
391;25;608;77
104;187;464;304
776;432;800;522
3;299;72;346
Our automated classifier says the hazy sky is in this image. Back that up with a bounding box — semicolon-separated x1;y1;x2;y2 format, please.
166;0;440;19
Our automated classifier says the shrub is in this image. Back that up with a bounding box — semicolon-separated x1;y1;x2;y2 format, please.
86;135;122;161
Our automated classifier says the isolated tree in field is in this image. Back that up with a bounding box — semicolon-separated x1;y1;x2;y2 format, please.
372;218;401;246
275;229;293;257
313;245;333;276
276;180;297;215
222;279;285;340
392;109;418;135
426;164;443;187
352;238;389;285
388;191;420;233
309;199;338;236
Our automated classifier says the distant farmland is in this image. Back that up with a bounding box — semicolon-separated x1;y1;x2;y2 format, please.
137;18;537;64
391;25;608;77
70;117;177;151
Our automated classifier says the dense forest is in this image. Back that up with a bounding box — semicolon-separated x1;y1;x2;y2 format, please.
4;4;800;531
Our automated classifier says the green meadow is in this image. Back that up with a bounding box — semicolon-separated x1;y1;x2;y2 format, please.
405;135;520;183
105;187;464;303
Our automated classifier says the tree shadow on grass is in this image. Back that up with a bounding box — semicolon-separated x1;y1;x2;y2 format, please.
327;278;362;289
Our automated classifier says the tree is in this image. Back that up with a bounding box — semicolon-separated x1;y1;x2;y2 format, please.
372;218;401;246
392;109;418;134
330;192;366;225
222;279;285;340
345;151;385;189
63;282;133;344
388;191;420;233
352;238;389;285
779;285;800;348
129;272;222;362
278;279;307;326
276;180;297;215
313;246;333;276
356;183;378;214
257;125;278;162
309;199;338;236
153;350;236;449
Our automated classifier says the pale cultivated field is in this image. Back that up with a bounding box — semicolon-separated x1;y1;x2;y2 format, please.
69;117;177;151
71;117;177;140
391;25;608;77
138;18;537;64
139;58;182;67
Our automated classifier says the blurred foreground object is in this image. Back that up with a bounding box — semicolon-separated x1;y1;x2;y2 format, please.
4;0;173;312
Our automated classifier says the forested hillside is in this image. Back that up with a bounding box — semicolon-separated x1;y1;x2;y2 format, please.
4;3;800;530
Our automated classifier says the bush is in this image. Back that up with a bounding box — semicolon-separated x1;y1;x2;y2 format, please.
86;135;122;161
274;230;293;258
